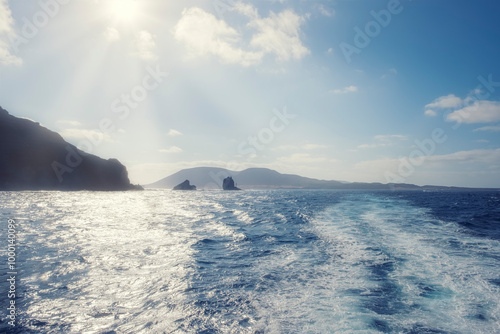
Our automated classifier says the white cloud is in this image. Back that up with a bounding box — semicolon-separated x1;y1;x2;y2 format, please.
473;125;500;132
0;0;22;66
316;4;335;17
249;9;309;61
425;94;463;110
332;85;358;94
357;143;378;149
233;2;259;19
301;144;329;150
173;6;309;66
426;148;500;164
173;7;262;67
60;128;114;143
103;27;120;42
424;109;437;117
358;134;407;149
159;146;183;154
131;30;158;61
277;153;336;165
423;148;498;165
327;47;333;54
57;120;84;127
167;129;183;137
381;67;398;79
352;148;500;186
447;100;500;124
275;143;329;151
374;134;407;141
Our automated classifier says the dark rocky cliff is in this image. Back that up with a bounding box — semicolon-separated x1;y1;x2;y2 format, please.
0;106;141;191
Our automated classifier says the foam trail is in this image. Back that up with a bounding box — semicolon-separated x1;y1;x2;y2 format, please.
310;193;500;333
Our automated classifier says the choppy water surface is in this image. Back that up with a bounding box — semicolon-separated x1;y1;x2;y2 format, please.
1;190;499;333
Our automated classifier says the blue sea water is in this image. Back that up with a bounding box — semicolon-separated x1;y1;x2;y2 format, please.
0;190;499;333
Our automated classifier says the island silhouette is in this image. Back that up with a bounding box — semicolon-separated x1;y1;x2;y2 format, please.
0;106;141;191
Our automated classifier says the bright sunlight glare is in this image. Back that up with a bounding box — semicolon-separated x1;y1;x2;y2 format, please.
104;0;142;25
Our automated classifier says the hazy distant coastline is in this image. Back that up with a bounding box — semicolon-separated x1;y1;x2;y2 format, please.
146;166;500;192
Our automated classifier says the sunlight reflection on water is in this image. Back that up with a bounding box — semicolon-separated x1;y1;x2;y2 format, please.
0;190;499;333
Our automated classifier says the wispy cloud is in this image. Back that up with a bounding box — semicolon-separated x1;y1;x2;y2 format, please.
60;128;114;143
447;101;500;124
173;5;309;66
57;120;84;127
358;134;407;149
332;85;358;94
353;148;500;185
381;68;398;79
103;27;120;42
159;146;183;154
0;0;22;66
426;94;463;109
277;153;337;165
131;30;158;61
424;94;463;116
316;4;335;17
424;109;437;117
374;148;500;166
426;148;500;164
167;129;183;137
275;143;329;151
473;125;500;132
374;134;407;141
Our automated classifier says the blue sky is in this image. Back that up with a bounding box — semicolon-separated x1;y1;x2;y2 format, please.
1;0;500;187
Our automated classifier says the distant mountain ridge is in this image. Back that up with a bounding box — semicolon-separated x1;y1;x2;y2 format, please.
0;106;141;190
146;167;491;191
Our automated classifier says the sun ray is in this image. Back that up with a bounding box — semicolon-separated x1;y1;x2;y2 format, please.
104;0;142;26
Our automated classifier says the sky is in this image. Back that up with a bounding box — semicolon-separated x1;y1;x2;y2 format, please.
1;0;500;187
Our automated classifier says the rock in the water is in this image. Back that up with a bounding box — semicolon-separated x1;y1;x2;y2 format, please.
0;106;142;191
222;176;240;190
173;180;196;190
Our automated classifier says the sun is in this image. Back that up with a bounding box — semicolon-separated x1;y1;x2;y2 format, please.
105;0;142;25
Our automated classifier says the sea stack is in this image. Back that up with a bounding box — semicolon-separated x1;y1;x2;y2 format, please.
173;180;196;190
222;176;240;190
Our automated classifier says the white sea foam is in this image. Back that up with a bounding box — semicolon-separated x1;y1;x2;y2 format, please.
308;194;500;333
0;190;498;333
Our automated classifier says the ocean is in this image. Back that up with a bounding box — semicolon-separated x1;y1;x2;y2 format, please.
1;190;499;333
